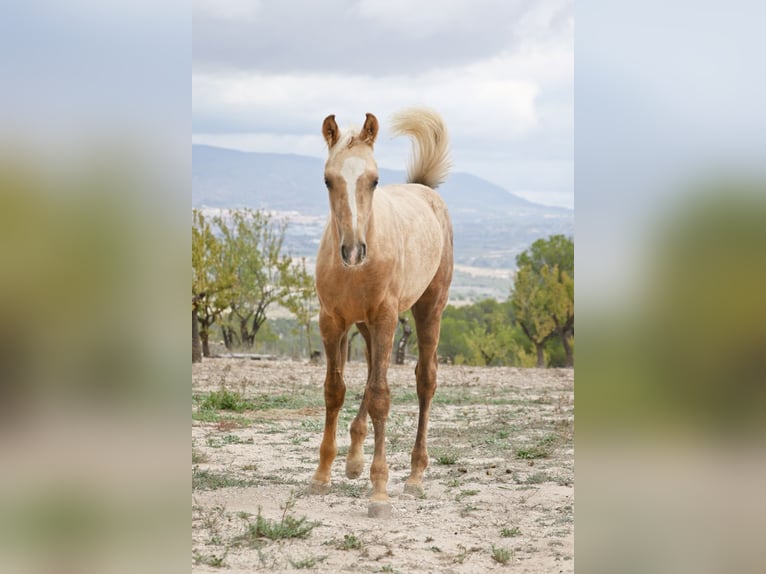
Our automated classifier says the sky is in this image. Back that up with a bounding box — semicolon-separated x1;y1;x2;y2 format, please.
192;0;573;208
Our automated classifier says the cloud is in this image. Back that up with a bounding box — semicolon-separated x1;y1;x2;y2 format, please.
193;0;261;23
192;0;573;207
193;0;569;76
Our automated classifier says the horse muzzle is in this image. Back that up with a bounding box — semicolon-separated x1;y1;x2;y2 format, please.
340;241;367;267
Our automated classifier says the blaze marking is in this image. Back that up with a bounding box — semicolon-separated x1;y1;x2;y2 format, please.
340;156;366;233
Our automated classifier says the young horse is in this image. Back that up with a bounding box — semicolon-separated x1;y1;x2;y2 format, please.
309;108;453;518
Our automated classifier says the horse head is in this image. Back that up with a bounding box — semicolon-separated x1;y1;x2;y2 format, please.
321;113;380;267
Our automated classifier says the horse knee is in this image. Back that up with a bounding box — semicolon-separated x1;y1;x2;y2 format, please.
324;379;346;411
367;388;390;421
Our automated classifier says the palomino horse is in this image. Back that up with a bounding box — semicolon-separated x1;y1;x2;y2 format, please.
309;108;453;518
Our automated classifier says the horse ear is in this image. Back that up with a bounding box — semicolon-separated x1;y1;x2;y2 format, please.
361;113;379;146
322;115;340;149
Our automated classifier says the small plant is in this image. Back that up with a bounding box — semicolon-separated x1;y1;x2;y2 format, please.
238;494;320;543
192;467;260;491
335;482;366;499
339;533;362;550
459;503;479;517
500;526;521;538
200;388;253;412
192;448;208;464
242;510;318;541
192;550;227;567
289;555;327;569
435;452;459;465
515;435;558;460
456;488;479;501
491;544;512;565
525;471;549;484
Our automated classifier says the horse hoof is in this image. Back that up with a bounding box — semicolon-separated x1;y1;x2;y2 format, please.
402;483;424;498
345;459;364;479
308;480;330;495
368;501;392;519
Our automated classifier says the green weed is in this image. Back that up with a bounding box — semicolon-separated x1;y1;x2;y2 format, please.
491;544;512;564
289;555;328;569
192;467;260;491
500;526;521;538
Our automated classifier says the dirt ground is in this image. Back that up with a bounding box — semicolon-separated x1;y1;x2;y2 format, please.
192;359;574;573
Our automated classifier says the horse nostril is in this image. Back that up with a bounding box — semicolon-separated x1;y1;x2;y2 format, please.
360;243;367;259
341;245;348;262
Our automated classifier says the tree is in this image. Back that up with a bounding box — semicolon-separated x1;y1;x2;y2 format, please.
283;257;318;358
513;235;574;367
192;209;234;359
215;209;294;349
510;264;558;367
544;264;574;367
517;234;573;276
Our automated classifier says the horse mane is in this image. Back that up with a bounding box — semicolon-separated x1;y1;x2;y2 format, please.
391;108;451;189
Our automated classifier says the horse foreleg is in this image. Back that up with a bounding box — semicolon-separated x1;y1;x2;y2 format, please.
365;312;397;518
309;313;348;495
346;322;371;479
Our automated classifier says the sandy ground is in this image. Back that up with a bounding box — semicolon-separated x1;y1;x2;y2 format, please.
192;359;573;573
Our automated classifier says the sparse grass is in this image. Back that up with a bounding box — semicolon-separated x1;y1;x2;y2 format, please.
192;502;227;546
240;511;318;542
393;388;528;407
192;467;260;491
459;503;479;517
195;388;322;416
192;408;250;427
491;544;513;565
455;488;479;501
289;555;328;569
300;419;323;432
290;434;310;445
237;496;320;544
198;388;254;412
206;434;254;448
250;392;322;411
192;550;227;567
434;451;459;465
192;448;208;464
334;482;367;499
338;533;363;550
500;526;521;538
525;471;549;484
515;433;560;460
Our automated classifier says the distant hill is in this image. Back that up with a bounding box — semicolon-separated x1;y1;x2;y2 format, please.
192;144;573;268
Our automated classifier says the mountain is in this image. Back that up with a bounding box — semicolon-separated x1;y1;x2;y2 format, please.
192;144;573;268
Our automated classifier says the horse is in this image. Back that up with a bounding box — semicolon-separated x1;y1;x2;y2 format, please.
308;108;454;518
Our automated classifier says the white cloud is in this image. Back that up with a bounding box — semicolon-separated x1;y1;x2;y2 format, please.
191;41;574;143
352;0;482;37
193;0;261;22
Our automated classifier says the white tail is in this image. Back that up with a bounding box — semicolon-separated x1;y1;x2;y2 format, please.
390;108;451;189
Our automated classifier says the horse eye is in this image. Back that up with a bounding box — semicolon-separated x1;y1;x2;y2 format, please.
324;177;330;188
372;178;379;189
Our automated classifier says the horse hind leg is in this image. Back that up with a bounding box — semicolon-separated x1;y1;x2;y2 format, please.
403;300;444;498
346;322;371;479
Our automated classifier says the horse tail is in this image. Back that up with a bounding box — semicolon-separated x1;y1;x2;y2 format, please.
390;107;451;189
